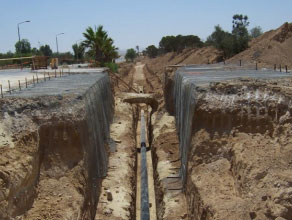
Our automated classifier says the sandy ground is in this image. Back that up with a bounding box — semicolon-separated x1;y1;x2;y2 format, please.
152;112;189;220
228;22;292;68
96;97;136;220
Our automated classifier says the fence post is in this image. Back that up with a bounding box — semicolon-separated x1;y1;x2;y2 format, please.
55;69;57;78
59;70;61;77
8;80;11;94
33;76;35;85
18;80;21;91
25;78;27;88
239;60;242;66
36;74;39;83
0;84;3;98
285;65;288;73
274;64;276;71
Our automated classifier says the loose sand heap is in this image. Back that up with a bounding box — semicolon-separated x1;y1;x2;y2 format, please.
228;22;292;68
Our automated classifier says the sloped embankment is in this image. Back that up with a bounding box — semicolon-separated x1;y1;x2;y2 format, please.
0;73;113;219
228;22;292;68
142;46;222;110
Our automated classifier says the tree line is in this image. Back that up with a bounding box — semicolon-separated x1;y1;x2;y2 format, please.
0;25;119;71
142;14;263;60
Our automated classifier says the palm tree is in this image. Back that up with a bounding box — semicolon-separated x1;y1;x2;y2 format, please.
72;43;85;61
103;38;119;62
82;25;118;64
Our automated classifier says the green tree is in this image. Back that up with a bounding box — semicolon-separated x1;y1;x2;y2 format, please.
145;45;158;58
72;43;85;61
181;35;203;48
250;26;263;38
31;47;40;55
82;25;118;64
125;48;137;62
159;35;203;53
39;44;53;57
103;39;119;62
232;14;250;54
206;25;234;59
15;39;31;54
159;36;178;53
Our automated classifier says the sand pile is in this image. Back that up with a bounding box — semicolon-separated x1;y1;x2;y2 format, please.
228;22;292;68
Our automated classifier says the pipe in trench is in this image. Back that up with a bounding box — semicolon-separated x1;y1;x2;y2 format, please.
140;110;150;220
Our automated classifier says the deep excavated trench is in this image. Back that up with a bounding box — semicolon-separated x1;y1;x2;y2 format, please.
96;63;160;220
1;63;292;220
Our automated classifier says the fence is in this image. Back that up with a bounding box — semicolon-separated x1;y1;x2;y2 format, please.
0;68;72;98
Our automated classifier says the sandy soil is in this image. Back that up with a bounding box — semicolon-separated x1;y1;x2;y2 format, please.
228;22;292;68
152;112;188;220
185;79;292;220
0;73;113;220
96;97;136;220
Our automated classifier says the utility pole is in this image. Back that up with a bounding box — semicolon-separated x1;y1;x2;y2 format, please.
56;33;64;54
18;20;30;44
17;20;30;69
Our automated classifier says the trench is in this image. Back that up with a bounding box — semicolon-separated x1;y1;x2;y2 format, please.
2;63;291;220
0;64;178;220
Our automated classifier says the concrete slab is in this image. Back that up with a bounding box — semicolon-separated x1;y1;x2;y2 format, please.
177;65;292;86
7;71;107;97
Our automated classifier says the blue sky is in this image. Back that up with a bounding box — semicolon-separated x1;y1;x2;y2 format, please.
0;0;291;53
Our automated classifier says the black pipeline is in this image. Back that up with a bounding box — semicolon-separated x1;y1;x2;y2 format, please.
140;110;150;220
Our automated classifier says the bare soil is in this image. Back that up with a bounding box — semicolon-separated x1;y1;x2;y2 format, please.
185;79;292;220
1;22;292;220
228;22;292;68
96;96;136;220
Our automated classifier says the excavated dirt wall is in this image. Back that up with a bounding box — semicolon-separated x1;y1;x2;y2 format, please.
0;73;114;219
168;69;292;220
187;80;292;220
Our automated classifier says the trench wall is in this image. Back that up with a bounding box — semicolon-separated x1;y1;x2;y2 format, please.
0;73;114;219
172;69;292;187
173;72;197;186
79;73;114;218
171;69;292;219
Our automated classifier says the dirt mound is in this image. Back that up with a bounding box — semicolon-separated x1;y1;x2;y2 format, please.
228;22;292;68
273;22;292;43
144;46;221;71
141;46;222;107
